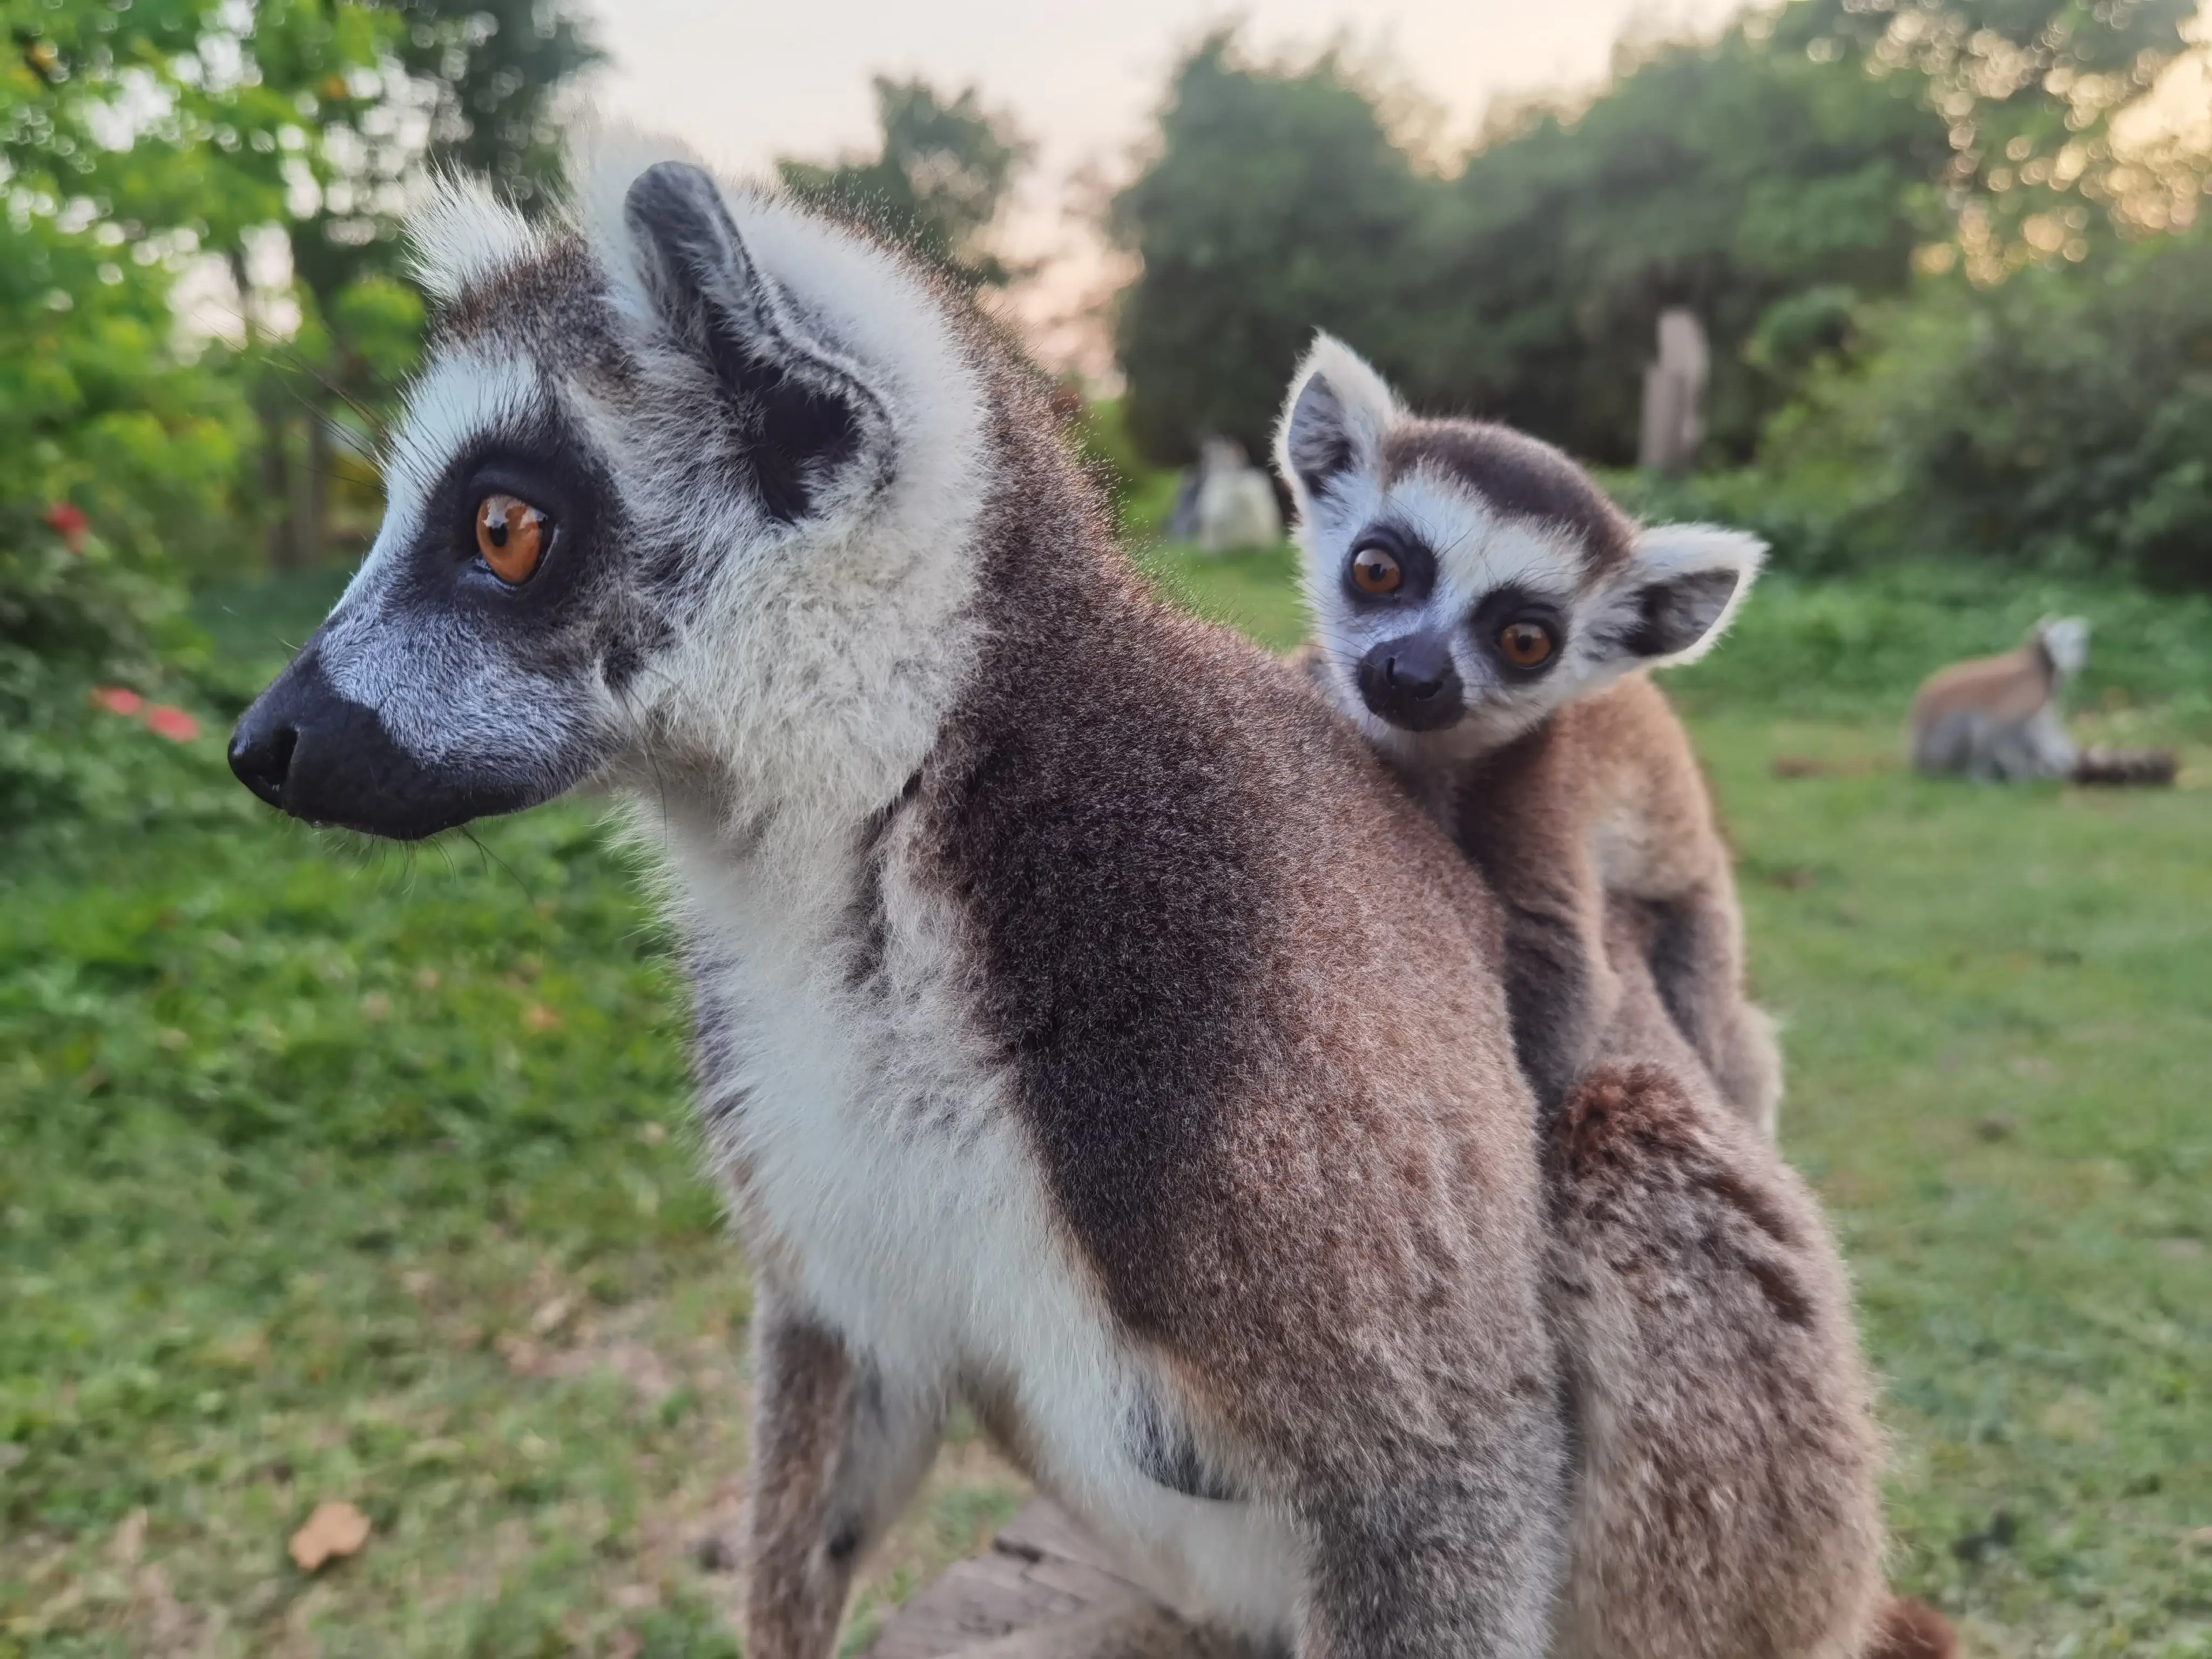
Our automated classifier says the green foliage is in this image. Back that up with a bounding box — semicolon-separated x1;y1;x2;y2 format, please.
385;0;603;212
5;567;2207;1650
1110;0;2204;466
1109;34;1426;462
780;77;1029;289
0;578;1026;1654
1751;227;2212;589
0;520;195;832
1789;0;2207;262
1418;18;1943;466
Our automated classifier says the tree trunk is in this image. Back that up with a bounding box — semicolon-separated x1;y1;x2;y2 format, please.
255;376;301;572
301;394;331;570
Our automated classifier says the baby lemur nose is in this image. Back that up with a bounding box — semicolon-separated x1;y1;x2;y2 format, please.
1357;634;1466;732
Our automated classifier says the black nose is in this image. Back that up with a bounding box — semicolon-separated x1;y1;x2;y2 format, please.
1357;634;1465;732
228;706;299;808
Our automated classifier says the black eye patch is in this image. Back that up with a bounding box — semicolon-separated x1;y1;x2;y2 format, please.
1467;585;1569;676
1339;522;1437;606
398;413;611;618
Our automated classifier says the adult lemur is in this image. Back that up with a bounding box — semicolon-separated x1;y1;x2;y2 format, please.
1908;617;2175;786
227;145;1893;1656
1278;336;1781;1131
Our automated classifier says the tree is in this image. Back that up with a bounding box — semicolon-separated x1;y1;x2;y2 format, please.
1762;223;2212;588
1109;36;1426;464
780;77;1029;289
267;0;602;570
1784;0;2206;271
1110;1;2207;468
1407;21;1948;465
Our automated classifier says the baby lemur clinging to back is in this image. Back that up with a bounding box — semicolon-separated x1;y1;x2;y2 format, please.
1276;335;1782;1131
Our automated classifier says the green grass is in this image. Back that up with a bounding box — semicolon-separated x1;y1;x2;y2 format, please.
4;551;2208;1656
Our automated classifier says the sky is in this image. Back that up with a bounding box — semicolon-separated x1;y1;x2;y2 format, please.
584;0;1750;371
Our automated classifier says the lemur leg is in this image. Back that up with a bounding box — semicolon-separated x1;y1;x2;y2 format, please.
1455;737;1619;1116
1300;1468;1566;1659
745;1284;942;1659
1647;881;1781;1137
1499;882;1618;1115
1296;1418;1568;1658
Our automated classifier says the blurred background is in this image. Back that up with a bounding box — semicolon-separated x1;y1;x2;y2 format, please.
2;2;2207;1654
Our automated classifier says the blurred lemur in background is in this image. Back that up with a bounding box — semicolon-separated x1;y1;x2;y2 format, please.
1908;617;2175;787
1277;336;1781;1132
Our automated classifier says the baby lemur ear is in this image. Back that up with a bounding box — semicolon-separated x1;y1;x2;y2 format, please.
1274;333;1399;507
1586;523;1768;670
623;160;887;523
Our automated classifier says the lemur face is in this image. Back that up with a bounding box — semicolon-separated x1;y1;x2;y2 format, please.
2037;616;2090;680
1275;335;1765;756
228;160;923;840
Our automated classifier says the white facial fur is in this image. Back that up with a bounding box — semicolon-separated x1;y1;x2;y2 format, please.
307;131;997;860
1276;333;1765;763
2038;615;2091;680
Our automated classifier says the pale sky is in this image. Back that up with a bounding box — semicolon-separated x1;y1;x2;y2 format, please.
585;0;1750;371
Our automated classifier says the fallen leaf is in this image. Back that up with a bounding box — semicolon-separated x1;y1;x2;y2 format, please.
530;1294;576;1337
288;1500;371;1573
522;1002;561;1033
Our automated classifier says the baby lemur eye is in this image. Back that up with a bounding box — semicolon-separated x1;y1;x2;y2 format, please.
1498;621;1555;669
1350;546;1404;596
475;493;549;585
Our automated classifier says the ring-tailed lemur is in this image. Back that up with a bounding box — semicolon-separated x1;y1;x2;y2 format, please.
228;141;1572;1655
1908;617;2088;782
1270;342;1936;1659
1908;617;2175;786
1275;335;1782;1132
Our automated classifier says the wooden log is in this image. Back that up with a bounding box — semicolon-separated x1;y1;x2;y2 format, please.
862;1501;1250;1659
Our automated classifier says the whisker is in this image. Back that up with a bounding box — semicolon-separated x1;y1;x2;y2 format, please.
461;826;536;905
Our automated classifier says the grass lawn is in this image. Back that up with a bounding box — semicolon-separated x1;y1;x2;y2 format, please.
4;550;2208;1657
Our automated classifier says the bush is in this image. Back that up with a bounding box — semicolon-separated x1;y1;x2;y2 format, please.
0;509;229;835
1753;230;2212;589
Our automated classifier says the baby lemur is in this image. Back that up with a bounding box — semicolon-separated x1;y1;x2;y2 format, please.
1277;335;1781;1132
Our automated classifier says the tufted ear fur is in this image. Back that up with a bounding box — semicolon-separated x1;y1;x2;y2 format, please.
1274;333;1399;507
622;160;888;523
1583;524;1766;670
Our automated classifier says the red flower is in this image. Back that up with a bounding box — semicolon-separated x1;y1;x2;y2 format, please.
144;705;201;743
91;686;144;717
43;502;89;552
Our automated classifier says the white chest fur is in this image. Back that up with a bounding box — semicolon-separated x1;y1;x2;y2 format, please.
665;819;1305;1638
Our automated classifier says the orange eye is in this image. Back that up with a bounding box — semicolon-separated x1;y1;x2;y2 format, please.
1499;621;1555;669
1350;546;1403;596
475;493;547;585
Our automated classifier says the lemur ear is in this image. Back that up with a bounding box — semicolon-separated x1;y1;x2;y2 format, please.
1585;524;1767;669
623;160;886;523
1274;333;1398;505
